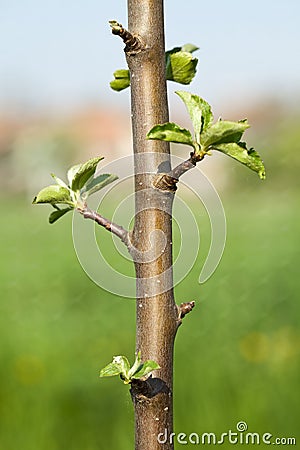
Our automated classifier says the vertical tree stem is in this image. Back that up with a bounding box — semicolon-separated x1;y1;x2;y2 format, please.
126;1;178;448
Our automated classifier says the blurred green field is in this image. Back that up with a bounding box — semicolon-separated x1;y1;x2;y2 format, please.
1;183;299;449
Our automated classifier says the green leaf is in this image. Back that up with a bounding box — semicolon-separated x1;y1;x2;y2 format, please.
49;207;73;224
70;157;104;191
32;185;73;205
201;119;250;148
99;354;160;384
128;351;142;379
99;362;123;378
113;355;130;378
166;51;198;85
176;91;213;142
212;141;266;179
50;173;68;188
131;360;160;380
147;122;194;147
165;46;181;58
67;164;81;187
110;69;131;92
111;44;199;92
81;173;118;198
165;45;199;85
99;355;130;381
181;43;199;53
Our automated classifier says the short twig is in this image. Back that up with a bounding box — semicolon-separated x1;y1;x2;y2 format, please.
78;206;131;251
169;152;202;180
153;153;204;192
178;301;195;319
109;20;143;54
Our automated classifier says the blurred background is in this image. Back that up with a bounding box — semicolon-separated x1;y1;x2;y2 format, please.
1;0;299;448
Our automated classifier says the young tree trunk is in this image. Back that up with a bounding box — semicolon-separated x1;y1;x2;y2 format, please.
126;1;179;448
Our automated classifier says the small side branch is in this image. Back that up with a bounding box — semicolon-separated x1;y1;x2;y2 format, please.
176;301;195;327
153;152;204;192
78;207;131;250
170;152;202;180
109;20;143;54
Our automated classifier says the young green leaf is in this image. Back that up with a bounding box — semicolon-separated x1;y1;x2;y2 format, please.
113;355;130;379
166;51;198;85
131;360;160;380
175;91;213;142
67;164;81;187
70;157;104;191
128;351;143;379
212;141;266;179
49;207;73;224
110;44;199;92
147;122;194;147
32;185;73;205
51;173;69;189
201;120;250;148
181;43;199;53
81;173;118;199
99;362;123;378
165;46;181;57
99;353;160;384
110;69;131;92
99;355;131;382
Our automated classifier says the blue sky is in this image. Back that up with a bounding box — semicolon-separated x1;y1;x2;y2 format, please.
1;0;300;113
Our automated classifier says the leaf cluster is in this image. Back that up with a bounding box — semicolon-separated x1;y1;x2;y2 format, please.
110;43;198;91
32;157;118;223
99;352;160;384
147;91;266;180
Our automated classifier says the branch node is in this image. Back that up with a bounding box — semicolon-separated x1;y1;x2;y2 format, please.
152;152;205;192
109;20;144;55
152;173;178;192
178;301;195;319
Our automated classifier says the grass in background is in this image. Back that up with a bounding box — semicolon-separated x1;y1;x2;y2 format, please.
0;190;299;449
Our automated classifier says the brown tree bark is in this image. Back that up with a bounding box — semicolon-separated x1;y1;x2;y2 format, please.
110;3;196;448
126;1;178;448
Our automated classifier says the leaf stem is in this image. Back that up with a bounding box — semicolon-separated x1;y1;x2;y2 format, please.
78;206;131;250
